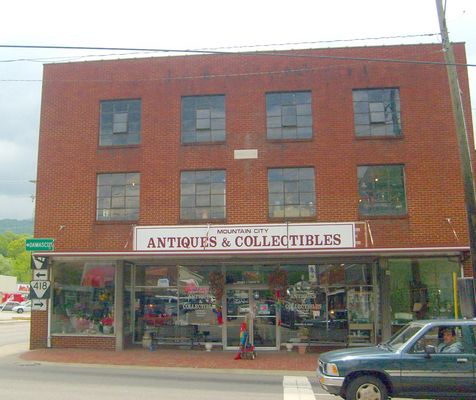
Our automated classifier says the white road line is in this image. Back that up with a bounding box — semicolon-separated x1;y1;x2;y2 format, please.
283;376;316;400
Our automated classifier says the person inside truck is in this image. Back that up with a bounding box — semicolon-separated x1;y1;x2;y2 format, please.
437;327;464;353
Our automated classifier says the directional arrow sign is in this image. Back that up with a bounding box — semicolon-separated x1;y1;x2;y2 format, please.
33;270;48;280
30;280;51;299
31;299;47;311
31;255;49;270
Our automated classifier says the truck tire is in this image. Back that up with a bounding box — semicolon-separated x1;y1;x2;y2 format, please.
346;375;388;400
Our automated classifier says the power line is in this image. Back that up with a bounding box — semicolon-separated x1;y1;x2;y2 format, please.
0;56;464;84
194;33;441;51
0;33;441;64
0;42;474;70
0;32;440;55
0;40;475;85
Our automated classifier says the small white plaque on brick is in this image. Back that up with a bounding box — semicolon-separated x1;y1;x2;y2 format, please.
234;149;258;159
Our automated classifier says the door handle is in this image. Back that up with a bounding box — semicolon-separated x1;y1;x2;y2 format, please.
456;358;468;363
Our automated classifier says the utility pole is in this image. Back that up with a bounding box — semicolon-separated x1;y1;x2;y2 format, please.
436;0;476;312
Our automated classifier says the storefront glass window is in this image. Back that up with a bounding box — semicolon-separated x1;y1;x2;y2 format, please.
178;265;223;342
134;265;223;344
389;258;460;331
51;262;116;335
225;265;275;285
280;263;374;345
135;265;177;287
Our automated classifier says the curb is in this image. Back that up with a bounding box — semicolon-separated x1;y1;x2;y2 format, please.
0;318;30;323
18;357;315;376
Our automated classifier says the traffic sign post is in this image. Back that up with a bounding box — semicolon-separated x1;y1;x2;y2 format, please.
31;299;47;311
33;270;48;280
26;238;54;252
31;255;49;270
30;280;51;299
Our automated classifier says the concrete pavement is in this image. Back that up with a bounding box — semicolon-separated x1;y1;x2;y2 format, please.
0;310;30;323
0;314;319;374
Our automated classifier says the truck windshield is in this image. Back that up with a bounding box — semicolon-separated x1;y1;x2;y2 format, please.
386;324;423;350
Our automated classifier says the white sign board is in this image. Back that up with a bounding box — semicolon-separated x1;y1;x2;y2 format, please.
134;223;355;253
32;270;48;281
31;255;48;270
31;299;47;311
30;280;51;299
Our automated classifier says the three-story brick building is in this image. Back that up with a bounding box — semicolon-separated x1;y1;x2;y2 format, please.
31;43;474;351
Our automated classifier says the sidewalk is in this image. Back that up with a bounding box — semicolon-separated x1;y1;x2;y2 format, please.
20;346;323;374
1;313;327;373
0;311;30;323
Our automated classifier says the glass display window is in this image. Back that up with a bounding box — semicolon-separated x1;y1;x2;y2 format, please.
135;265;177;287
51;261;116;335
389;257;461;332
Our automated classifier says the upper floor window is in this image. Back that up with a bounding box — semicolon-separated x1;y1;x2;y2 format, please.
268;167;315;218
99;99;141;146
97;172;140;221
180;170;226;220
358;165;406;216
181;95;225;144
266;91;312;140
353;88;401;137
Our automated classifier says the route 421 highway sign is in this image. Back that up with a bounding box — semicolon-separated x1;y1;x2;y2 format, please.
30;280;51;299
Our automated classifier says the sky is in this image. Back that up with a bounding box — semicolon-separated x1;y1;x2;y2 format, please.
0;0;475;220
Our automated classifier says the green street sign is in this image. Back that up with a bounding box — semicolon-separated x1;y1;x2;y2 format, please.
26;238;55;252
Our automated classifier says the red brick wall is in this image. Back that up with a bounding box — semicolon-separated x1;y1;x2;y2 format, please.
35;43;475;253
51;335;115;350
30;311;48;349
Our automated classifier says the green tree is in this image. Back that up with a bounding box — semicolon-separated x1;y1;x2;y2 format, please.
0;231;18;257
7;235;29;258
0;232;32;282
0;254;13;275
12;251;31;283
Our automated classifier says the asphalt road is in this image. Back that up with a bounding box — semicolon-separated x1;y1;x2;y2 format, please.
0;320;422;400
0;356;332;400
0;320;30;345
0;320;333;400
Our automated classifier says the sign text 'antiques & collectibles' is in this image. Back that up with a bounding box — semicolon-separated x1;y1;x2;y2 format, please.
134;223;355;253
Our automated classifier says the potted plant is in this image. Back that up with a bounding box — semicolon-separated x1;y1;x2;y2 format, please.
101;315;114;334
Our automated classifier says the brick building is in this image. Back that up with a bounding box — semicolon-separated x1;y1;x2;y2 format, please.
31;43;474;351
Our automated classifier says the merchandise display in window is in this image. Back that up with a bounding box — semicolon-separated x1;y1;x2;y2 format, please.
51;262;115;335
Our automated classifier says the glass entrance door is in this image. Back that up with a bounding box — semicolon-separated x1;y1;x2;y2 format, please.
225;287;277;349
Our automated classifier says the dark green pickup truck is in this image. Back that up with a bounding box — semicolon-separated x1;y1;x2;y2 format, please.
318;319;476;400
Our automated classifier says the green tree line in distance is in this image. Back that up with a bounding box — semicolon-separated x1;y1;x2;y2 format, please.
0;232;32;283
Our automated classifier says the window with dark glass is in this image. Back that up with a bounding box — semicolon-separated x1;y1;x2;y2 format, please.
266;91;312;139
353;88;401;137
358;165;406;216
181;95;225;144
99;99;141;146
268;167;315;218
180;170;226;220
96;172;140;221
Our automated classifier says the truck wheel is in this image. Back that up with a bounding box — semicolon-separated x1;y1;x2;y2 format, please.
346;375;388;400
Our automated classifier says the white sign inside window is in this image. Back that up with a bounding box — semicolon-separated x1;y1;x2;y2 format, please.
134;223;355;253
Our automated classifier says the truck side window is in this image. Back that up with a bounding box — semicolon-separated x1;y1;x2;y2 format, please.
410;327;439;353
